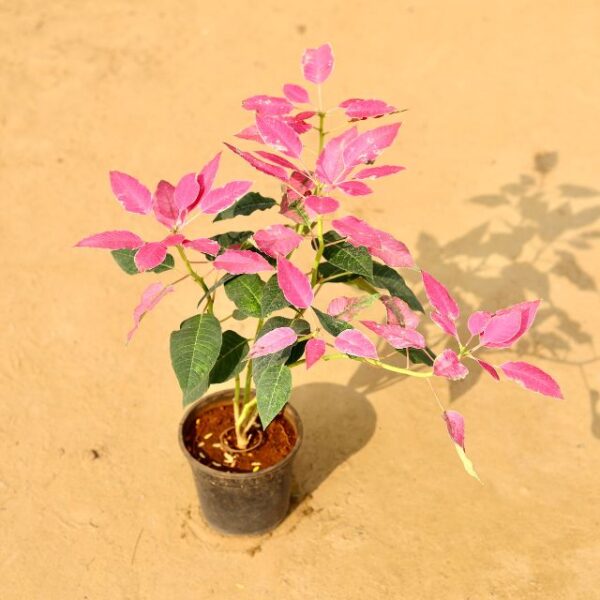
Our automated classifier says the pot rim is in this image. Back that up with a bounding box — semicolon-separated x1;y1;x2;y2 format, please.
178;388;303;480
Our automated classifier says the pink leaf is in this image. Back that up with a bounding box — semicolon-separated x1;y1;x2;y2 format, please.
109;171;152;215
381;295;420;329
337;181;373;196
360;321;425;349
152;180;179;229
480;310;523;348
283;83;310;103
225;143;288;181
183;237;220;256
134;242;168;272
196;153;221;201
467;311;492;336
316;127;358;185
430;310;458;337
199;180;252;214
305;338;326;369
235;125;263;142
213;249;273;274
304;195;339;215
500;361;563;399
334;329;378;359
443;410;465;450
248;327;298;359
254;224;303;258
421;271;460;321
332;215;379;247
256;114;302;158
302;43;334;84
173;172;200;211
327;296;351;317
282;113;314;134
342;123;402;167
339;98;398;120
127;282;174;342
277;256;313;309
241;95;293;115
433;349;469;380
354;165;405;180
255;150;299;170
475;358;500;380
480;301;540;348
162;234;185;246
75;230;143;250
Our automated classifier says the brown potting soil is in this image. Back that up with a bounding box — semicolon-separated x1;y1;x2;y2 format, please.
183;402;297;473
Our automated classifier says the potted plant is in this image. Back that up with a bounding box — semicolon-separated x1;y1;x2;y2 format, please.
76;44;562;535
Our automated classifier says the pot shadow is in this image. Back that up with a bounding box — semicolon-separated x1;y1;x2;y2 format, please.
350;152;600;437
287;382;377;514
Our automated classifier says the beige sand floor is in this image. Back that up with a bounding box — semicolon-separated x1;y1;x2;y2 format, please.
1;1;600;598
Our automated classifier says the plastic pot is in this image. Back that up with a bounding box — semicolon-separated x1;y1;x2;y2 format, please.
178;389;303;536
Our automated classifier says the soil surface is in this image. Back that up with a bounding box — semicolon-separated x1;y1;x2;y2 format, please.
184;402;297;473
2;2;600;599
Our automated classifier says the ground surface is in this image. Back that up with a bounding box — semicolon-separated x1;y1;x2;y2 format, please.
1;1;600;598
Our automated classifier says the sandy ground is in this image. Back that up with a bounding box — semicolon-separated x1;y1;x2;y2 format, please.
2;1;600;598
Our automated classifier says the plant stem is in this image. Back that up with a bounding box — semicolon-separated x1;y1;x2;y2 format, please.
322;353;434;378
176;245;213;312
233;375;242;444
311;216;325;286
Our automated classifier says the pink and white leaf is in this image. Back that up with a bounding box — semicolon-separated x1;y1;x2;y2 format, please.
315;127;358;185
334;329;378;359
283;83;310;104
242;95;293;115
500;361;563;399
256;114;302;158
371;233;414;268
173;172;200;211
337;180;373;196
479;310;523;348
304;195;339;215
332;215;380;247
277;256;313;309
327;296;351;318
342;122;402;167
381;295;420;329
433;349;469;380
467;311;492;336
339;98;398;120
214;249;273;274
134;242;168;272
127;282;174;343
196;153;221;200
430;310;458;337
254;150;299;170
199;180;252;214
443;410;465;450
162;234;185;246
421;271;460;321
254;224;303;258
361;321;425;349
109;171;152;215
354;165;405;180
248;327;298;359
75;230;143;250
225;143;288;181
183;237;220;256
302;43;334;84
235;125;263;142
305;338;326;369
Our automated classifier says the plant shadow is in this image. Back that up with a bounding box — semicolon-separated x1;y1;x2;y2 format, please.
350;152;600;437
288;382;377;513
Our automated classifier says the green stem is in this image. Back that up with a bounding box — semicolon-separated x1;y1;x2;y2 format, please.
176;245;213;312
311;217;325;286
322;353;434;378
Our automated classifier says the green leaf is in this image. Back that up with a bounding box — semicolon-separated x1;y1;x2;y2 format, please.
232;309;248;321
312;307;353;336
197;274;236;308
253;317;310;378
322;232;373;280
111;249;174;275
255;363;292;429
453;443;482;483
371;263;423;312
317;262;359;283
224;275;265;318
210;230;254;250
286;199;313;228
209;330;249;384
261;275;290;317
213;192;277;222
170;314;222;406
398;347;435;366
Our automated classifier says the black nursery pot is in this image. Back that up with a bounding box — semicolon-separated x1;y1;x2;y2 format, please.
178;390;303;536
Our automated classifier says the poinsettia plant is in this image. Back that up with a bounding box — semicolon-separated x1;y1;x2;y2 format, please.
77;44;562;480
